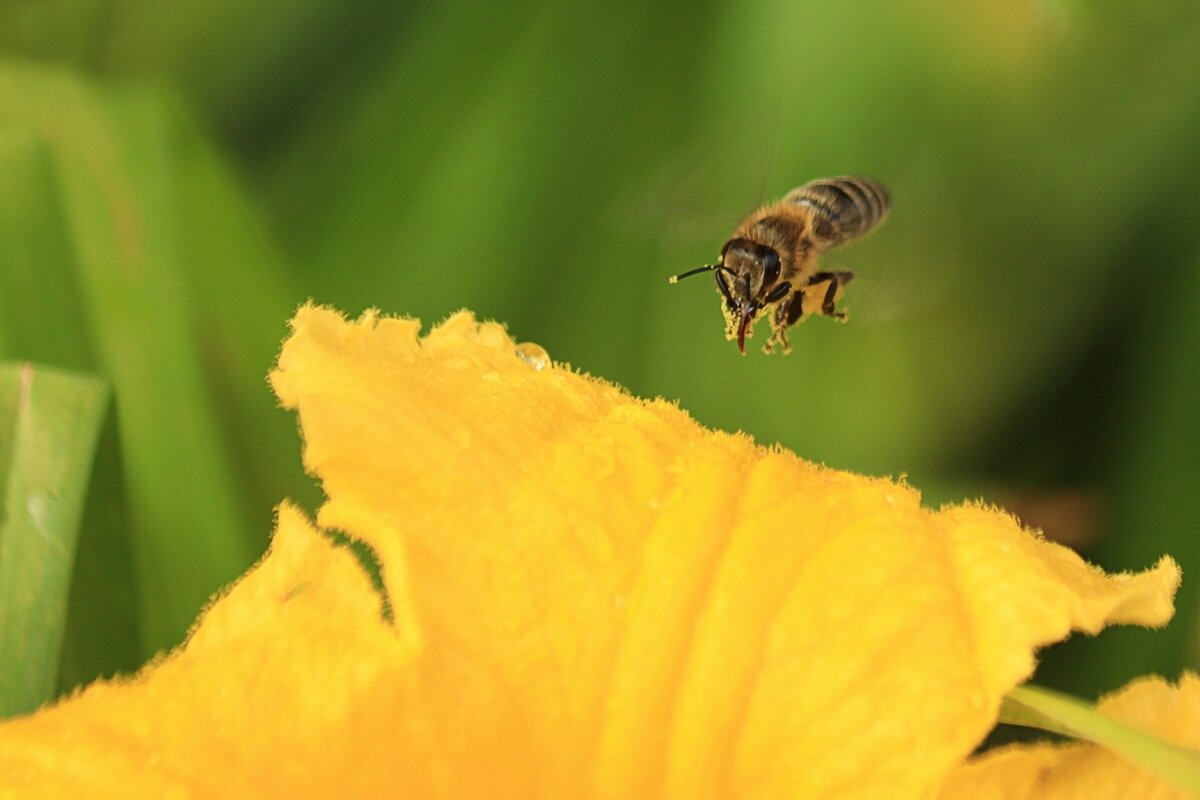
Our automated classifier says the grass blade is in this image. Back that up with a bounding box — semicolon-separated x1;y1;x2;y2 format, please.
0;364;108;717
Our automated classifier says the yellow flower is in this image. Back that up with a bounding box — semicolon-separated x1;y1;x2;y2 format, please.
939;674;1200;799
0;305;1184;798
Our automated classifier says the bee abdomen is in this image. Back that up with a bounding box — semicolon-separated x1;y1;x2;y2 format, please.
784;176;890;247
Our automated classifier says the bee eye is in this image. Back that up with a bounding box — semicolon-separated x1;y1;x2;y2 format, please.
760;248;781;287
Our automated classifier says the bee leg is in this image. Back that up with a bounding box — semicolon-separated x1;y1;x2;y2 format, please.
765;291;805;354
764;281;792;305
714;269;738;339
810;271;854;319
759;282;794;353
763;321;790;355
714;269;737;313
781;288;807;326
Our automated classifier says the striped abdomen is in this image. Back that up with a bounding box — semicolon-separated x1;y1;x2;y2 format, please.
784;176;890;248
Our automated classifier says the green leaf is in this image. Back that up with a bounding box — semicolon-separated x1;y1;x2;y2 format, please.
1001;683;1200;795
0;63;263;655
0;364;108;717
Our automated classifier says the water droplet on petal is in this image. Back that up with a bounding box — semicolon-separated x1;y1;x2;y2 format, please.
514;341;550;371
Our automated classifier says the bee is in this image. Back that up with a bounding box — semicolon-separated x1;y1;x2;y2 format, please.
669;176;890;354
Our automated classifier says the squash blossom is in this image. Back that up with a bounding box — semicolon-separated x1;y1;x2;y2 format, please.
0;305;1187;798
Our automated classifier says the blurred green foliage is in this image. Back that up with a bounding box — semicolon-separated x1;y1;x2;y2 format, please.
0;0;1195;706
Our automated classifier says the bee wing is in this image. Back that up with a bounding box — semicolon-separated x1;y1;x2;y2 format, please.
814;251;941;327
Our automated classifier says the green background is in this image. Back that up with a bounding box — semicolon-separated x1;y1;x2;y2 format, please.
0;0;1196;709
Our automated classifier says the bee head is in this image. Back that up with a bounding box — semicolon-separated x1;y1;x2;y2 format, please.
668;239;785;354
720;239;782;300
719;239;782;353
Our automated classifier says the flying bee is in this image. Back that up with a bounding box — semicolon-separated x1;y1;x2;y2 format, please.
669;176;890;354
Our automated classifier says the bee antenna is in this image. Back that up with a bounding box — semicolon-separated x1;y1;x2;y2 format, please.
669;264;723;284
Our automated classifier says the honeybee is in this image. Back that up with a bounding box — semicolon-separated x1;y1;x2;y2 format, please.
669;176;890;354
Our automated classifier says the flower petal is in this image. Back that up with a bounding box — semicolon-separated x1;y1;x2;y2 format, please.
938;673;1200;799
267;304;1181;799
0;505;417;797
0;305;1182;798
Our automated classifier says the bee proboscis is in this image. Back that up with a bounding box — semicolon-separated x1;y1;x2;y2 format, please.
670;176;890;354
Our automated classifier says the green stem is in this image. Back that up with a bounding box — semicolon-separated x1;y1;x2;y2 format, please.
1000;683;1200;795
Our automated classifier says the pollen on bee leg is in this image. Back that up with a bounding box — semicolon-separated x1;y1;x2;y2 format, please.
763;338;792;356
720;307;739;342
763;323;792;355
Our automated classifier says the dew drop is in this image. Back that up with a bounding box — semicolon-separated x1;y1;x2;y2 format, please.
514;341;550;371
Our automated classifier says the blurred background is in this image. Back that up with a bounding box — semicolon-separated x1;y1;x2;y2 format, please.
0;0;1195;711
